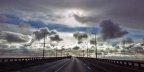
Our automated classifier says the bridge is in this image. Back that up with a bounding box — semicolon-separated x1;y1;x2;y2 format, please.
0;57;144;72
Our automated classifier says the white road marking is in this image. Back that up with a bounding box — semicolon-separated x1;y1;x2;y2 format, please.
55;59;69;72
80;60;91;70
87;66;91;69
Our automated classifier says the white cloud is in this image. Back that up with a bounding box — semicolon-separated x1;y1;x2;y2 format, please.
57;32;77;47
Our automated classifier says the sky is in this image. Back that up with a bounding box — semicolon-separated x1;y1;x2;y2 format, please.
0;0;144;51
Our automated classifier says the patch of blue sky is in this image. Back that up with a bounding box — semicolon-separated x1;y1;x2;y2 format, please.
2;14;20;25
2;14;99;33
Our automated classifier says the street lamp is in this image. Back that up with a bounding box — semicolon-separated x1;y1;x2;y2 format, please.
61;46;64;57
38;33;46;59
81;44;85;57
92;33;97;59
85;42;88;58
56;46;57;57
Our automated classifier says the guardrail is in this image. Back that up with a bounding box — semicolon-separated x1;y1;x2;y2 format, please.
0;57;43;62
97;58;144;68
78;57;144;72
0;57;69;71
89;58;144;69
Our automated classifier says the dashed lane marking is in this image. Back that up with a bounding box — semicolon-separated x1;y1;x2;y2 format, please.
80;60;91;70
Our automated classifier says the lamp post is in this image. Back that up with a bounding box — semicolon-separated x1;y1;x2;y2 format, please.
122;38;125;49
82;44;84;57
56;46;57;57
43;33;46;59
92;33;97;59
38;33;46;59
61;46;64;57
85;42;88;58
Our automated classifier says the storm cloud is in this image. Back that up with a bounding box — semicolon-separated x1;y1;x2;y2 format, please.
50;29;57;35
33;27;50;40
50;35;63;41
73;32;88;42
0;0;144;29
73;14;99;24
1;31;29;43
100;20;128;40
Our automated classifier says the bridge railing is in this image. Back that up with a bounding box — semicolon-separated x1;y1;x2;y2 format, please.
79;57;144;70
0;57;43;62
0;57;68;62
0;57;69;71
97;58;144;68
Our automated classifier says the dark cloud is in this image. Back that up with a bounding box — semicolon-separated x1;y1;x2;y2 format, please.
33;27;50;40
50;35;63;41
73;32;88;41
104;0;144;29
73;14;88;24
33;27;61;41
0;0;144;29
100;20;128;40
50;29;57;35
77;41;83;44
1;31;29;43
72;46;80;50
90;38;95;45
73;14;99;24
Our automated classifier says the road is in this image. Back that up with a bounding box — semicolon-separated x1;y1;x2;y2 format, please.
14;57;103;72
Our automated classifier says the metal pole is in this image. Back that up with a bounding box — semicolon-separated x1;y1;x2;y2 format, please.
123;38;125;49
64;49;65;57
87;42;88;58
61;48;62;57
61;46;64;57
56;46;57;57
95;33;97;59
83;45;84;57
43;33;45;59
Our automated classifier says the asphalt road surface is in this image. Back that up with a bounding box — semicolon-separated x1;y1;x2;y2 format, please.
14;57;103;72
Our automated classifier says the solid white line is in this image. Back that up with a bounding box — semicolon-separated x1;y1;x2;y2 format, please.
55;60;69;72
87;66;91;69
